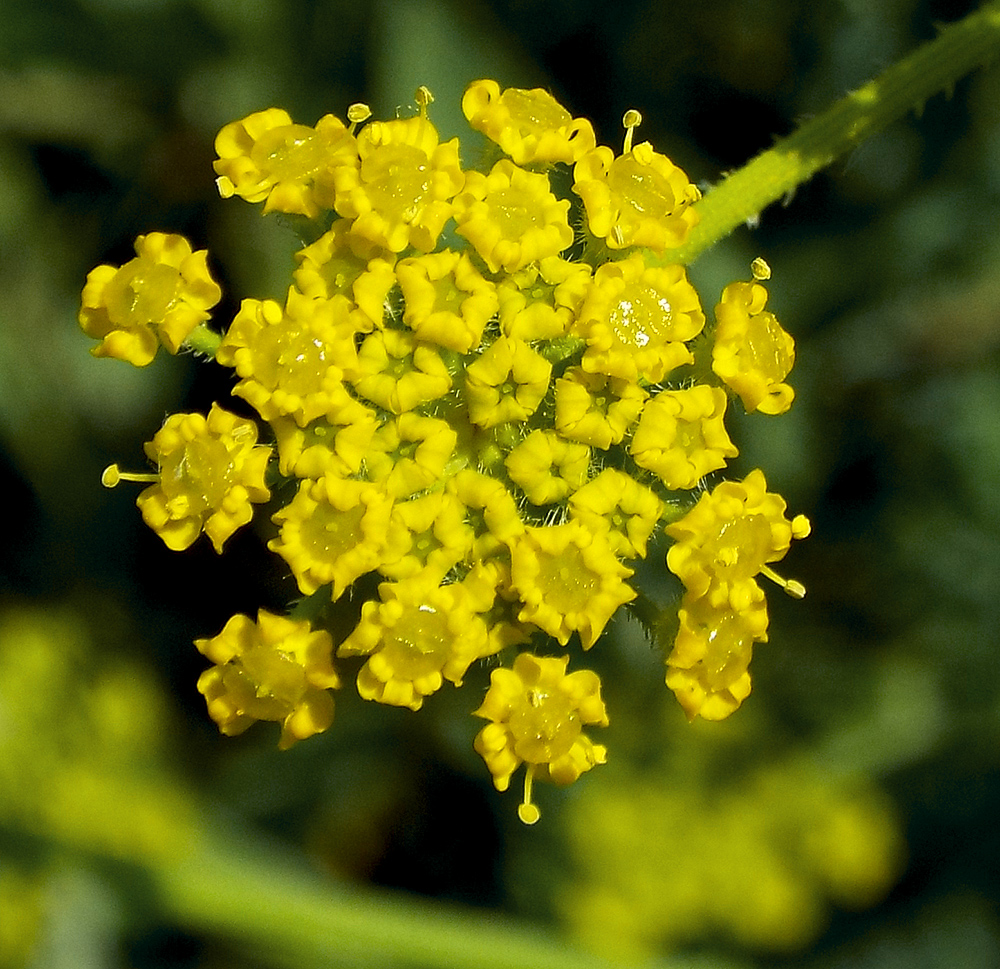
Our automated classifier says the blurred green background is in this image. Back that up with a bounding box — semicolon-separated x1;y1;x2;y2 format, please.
2;0;1000;967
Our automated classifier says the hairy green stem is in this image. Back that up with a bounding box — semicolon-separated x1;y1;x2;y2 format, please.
674;0;1000;264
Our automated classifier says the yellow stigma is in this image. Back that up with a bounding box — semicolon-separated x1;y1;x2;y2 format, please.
101;464;158;488
622;109;642;154
751;257;772;281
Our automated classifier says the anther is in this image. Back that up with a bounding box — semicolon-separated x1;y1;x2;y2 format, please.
347;102;372;133
415;86;434;118
751;257;772;281
102;464;158;489
760;563;806;598
622;109;642;154
518;765;541;825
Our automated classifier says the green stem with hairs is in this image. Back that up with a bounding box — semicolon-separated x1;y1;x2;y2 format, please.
673;0;1000;265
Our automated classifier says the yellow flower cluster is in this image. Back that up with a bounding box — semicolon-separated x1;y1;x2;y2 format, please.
86;81;808;822
560;757;903;959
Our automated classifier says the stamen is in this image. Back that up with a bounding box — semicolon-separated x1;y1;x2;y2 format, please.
347;102;372;133
761;563;806;598
622;109;642;154
102;464;158;489
415;86;434;118
517;764;541;825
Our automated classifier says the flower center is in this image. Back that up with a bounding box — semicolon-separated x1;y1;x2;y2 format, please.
607;154;677;218
300;502;367;561
362;144;432;222
251;124;329;181
106;261;180;326
509;688;580;761
744;311;793;380
381;603;451;678
704;514;773;580
606;283;674;350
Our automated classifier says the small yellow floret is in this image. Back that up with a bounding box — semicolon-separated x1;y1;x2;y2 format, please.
568;469;664;559
269;475;395;598
712;278;796;415
666;469;811;600
554;367;647;449
364;413;459;499
462;80;597;165
474;652;609;824
497;256;593;341
292;221;396;329
509;521;635;648
505;429;590;505
576;253;704;382
351;329;452;414
453;159;574;273
334;114;464;252
573;140;701;251
339;577;494;711
195;610;340;749
666;578;770;721
133;403;271;553
79;232;222;366
213;109;357;217
217;288;361;428
465;337;553;428
397;249;499;352
630;385;738;489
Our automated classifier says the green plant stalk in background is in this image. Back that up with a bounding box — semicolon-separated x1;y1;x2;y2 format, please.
43;3;1000;966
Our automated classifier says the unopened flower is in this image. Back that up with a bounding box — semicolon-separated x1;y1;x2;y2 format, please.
465;337;553;428
554;367;647;449
397;249;499;352
497;256;592;341
363;413;458;498
474;652;609;824
195;610;340;749
292;221;396;329
351;329;453;414
568;469;664;559
505;429;590;505
79;233;222;366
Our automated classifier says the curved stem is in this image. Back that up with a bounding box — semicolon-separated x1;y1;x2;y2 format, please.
673;0;1000;264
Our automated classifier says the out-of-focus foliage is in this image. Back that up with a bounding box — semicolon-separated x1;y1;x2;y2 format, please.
2;1;1000;967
